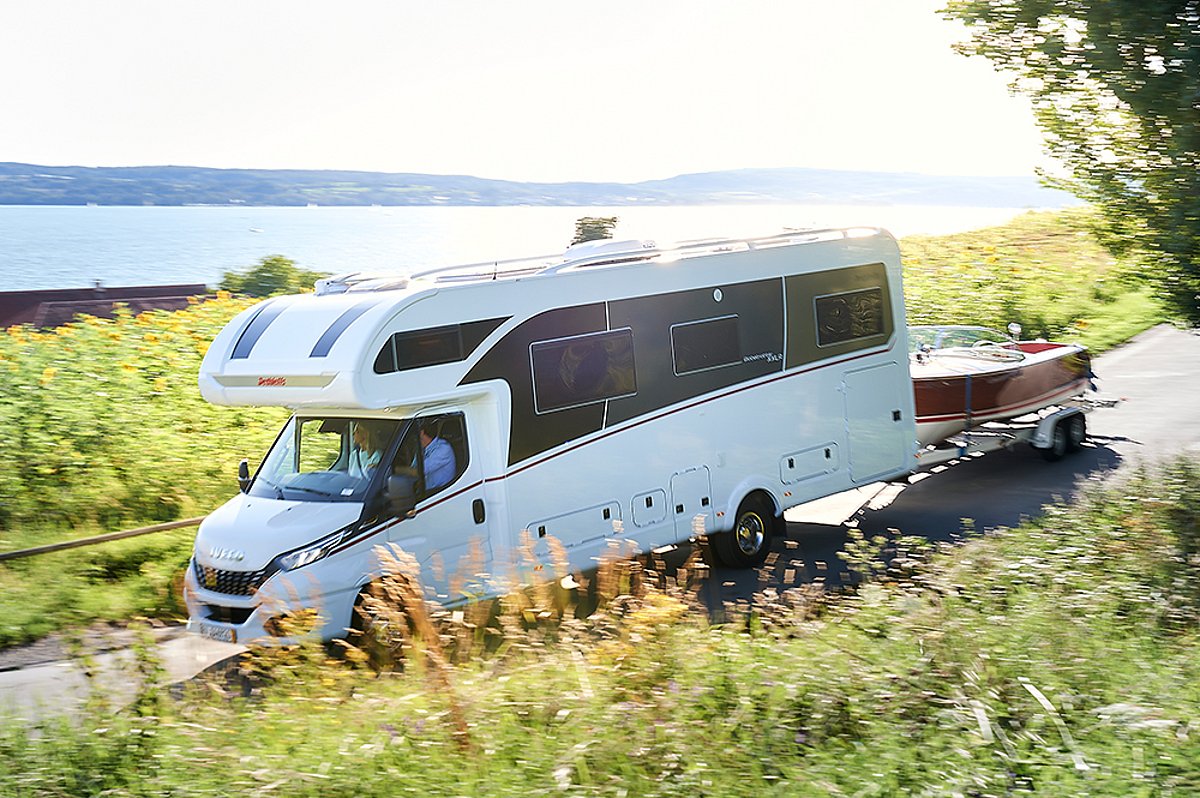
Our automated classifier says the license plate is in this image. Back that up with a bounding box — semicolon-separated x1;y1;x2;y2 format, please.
197;622;236;644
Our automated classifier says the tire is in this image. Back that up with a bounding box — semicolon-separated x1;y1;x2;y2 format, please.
1066;413;1087;452
713;494;777;568
1041;421;1069;462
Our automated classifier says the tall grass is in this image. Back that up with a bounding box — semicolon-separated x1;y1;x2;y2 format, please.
3;462;1199;796
901;208;1162;351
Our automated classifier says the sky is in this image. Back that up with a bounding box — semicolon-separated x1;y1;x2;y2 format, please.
0;0;1049;183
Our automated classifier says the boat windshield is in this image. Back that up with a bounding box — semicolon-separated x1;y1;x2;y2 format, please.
249;416;404;503
908;326;1008;352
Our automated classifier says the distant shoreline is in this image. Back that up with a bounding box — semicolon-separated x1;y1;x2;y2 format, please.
0;162;1076;209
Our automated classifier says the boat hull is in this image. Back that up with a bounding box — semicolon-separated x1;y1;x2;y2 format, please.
912;343;1091;446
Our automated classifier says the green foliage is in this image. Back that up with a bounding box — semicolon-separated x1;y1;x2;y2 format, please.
901;208;1161;349
0;296;287;531
570;215;619;246
3;462;1200;794
941;0;1200;323
218;254;328;297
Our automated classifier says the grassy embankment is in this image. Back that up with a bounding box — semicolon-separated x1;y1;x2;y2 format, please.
3;462;1198;795
0;208;1164;649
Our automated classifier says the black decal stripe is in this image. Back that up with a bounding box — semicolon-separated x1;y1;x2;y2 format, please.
785;263;892;369
462;304;607;464
310;300;379;358
489;344;894;481
231;299;290;360
606;278;784;426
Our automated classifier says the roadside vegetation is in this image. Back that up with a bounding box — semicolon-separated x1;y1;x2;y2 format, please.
0;209;1167;648
3;461;1198;795
902;207;1161;352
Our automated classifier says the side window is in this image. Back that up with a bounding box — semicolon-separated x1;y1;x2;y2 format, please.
530;329;637;413
374;326;463;374
385;413;469;503
814;287;885;347
671;315;741;375
297;418;345;473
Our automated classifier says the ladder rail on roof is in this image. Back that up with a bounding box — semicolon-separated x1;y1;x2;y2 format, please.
331;226;884;293
407;253;561;281
538;227;872;276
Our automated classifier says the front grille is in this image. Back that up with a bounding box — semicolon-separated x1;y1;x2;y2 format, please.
193;560;269;596
204;605;254;625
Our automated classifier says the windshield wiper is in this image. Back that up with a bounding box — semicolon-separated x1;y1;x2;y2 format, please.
282;484;341;499
257;478;286;500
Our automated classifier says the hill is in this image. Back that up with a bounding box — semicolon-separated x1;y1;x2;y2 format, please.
0;162;1076;207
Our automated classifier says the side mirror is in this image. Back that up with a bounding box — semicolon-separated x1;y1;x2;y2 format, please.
1007;322;1022;341
237;459;252;493
385;475;418;516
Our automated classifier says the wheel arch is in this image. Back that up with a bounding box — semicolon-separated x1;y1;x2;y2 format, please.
720;478;782;532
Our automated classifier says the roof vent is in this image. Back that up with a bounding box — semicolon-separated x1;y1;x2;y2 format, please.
563;238;657;260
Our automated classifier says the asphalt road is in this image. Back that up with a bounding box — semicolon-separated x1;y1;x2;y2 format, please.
3;324;1198;718
698;323;1200;608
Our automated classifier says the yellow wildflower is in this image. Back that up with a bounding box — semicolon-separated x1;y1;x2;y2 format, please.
145;333;158;344
40;367;56;386
153;376;168;393
215;290;232;301
120;362;138;373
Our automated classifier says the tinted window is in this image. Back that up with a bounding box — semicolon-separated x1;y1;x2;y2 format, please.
531;329;637;413
374;318;507;375
815;288;885;347
374;326;462;374
671;315;741;375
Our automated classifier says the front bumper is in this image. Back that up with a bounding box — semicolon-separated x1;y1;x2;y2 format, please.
184;560;358;645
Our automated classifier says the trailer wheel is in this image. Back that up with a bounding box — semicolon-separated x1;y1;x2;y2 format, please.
1041;421;1070;462
1066;413;1087;452
714;494;776;568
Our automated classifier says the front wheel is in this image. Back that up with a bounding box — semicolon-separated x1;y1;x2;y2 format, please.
712;494;777;568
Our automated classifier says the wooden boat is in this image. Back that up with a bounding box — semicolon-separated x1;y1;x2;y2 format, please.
909;325;1092;446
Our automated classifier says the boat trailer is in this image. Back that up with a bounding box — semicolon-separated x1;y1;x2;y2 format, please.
914;395;1121;470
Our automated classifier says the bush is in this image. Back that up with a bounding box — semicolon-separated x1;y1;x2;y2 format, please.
218;255;328;297
0;296;287;531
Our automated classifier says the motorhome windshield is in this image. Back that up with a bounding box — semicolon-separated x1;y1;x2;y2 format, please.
250;416;403;503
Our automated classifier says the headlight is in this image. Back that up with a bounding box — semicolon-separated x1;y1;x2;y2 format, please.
272;526;355;572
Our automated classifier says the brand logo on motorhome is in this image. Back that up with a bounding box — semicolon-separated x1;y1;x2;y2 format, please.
207;546;245;562
257;376;287;386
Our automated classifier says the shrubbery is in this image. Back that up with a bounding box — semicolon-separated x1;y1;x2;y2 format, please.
218;254;328;297
2;463;1199;794
0;295;286;531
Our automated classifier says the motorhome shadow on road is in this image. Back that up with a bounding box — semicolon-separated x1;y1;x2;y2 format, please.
185;229;918;644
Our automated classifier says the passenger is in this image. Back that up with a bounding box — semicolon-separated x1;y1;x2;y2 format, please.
348;421;383;479
419;422;457;491
394;420;457;492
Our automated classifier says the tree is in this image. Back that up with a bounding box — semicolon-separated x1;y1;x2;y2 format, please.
942;0;1200;322
219;255;329;297
570;216;619;246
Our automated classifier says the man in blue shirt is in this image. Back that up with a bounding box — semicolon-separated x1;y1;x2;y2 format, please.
419;422;456;491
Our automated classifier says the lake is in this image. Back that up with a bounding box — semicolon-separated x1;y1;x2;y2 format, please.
0;204;1039;291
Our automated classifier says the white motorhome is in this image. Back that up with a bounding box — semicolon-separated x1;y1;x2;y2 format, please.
185;229;918;644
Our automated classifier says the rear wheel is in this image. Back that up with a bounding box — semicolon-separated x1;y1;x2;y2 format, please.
1041;422;1069;462
1066;413;1087;452
713;494;777;568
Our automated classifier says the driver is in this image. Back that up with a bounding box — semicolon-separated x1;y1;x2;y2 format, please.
348;421;383;478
